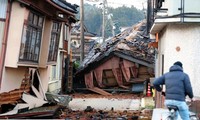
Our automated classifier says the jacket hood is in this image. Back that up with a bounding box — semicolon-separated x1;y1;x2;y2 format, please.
169;65;183;72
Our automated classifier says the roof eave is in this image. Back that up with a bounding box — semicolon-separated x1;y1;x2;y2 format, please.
46;0;77;15
76;51;154;75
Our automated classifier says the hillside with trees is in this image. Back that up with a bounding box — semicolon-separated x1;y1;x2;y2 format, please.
76;4;145;39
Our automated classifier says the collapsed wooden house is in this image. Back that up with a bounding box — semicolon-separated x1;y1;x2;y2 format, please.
75;20;155;95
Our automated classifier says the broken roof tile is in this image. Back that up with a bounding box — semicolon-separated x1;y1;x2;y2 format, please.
77;20;155;74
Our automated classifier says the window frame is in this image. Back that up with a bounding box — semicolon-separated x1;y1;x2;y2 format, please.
48;21;62;62
19;11;44;62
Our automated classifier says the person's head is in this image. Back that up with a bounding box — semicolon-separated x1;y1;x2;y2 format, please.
173;61;183;68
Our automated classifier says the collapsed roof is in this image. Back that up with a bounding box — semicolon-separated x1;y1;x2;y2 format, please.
77;20;155;75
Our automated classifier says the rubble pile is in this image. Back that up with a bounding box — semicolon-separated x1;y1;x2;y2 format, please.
63;93;153;120
60;107;152;120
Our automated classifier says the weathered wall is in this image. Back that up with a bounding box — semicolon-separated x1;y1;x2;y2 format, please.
39;67;50;93
157;23;200;97
39;17;52;67
5;1;25;68
1;67;26;92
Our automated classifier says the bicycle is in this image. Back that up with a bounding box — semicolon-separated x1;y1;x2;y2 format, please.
160;91;199;120
165;102;199;120
165;105;179;120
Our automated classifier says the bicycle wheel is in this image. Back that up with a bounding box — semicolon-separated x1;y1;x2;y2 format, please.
165;116;173;120
190;115;199;120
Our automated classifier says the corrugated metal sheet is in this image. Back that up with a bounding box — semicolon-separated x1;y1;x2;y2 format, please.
0;21;5;53
131;83;145;93
0;0;7;19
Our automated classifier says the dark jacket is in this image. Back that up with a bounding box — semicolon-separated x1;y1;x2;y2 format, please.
153;65;193;101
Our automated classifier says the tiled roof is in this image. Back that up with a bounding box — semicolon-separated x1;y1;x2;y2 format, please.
77;20;155;74
71;22;96;37
51;0;78;14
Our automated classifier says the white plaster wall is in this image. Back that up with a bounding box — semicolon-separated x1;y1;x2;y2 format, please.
157;23;200;97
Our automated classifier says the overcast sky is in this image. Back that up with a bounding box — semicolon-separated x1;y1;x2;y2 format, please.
67;0;147;10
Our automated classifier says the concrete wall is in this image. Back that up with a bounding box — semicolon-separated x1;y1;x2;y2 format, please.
156;23;200;97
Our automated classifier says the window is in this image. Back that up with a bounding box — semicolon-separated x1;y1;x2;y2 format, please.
51;53;62;81
52;65;56;80
48;22;61;62
63;24;69;51
64;24;69;41
59;52;63;79
0;22;4;55
19;11;44;62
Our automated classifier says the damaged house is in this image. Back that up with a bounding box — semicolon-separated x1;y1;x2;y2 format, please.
75;20;155;95
71;21;97;61
0;0;78;117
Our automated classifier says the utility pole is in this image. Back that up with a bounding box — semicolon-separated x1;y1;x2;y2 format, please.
102;0;105;42
111;21;115;36
85;0;106;42
80;0;84;62
109;14;115;36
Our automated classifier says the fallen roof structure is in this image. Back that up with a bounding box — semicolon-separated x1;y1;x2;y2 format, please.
75;20;155;95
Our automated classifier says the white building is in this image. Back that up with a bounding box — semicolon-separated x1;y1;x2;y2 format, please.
149;0;200;107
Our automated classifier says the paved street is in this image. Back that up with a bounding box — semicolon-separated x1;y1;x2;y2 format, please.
69;98;141;111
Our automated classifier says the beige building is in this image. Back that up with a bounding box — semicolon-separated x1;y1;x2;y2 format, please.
0;0;77;105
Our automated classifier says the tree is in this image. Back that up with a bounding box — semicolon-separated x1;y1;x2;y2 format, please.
76;4;145;39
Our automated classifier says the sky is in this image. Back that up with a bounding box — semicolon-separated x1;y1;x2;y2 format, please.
66;0;147;10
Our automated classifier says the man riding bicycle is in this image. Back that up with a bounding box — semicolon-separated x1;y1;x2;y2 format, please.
153;61;194;120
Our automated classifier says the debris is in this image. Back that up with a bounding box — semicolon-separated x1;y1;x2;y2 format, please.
75;20;155;95
46;93;72;107
84;106;93;112
0;105;64;119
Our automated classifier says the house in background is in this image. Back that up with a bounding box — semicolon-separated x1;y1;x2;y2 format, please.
0;0;77;114
149;0;200;110
70;22;97;61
